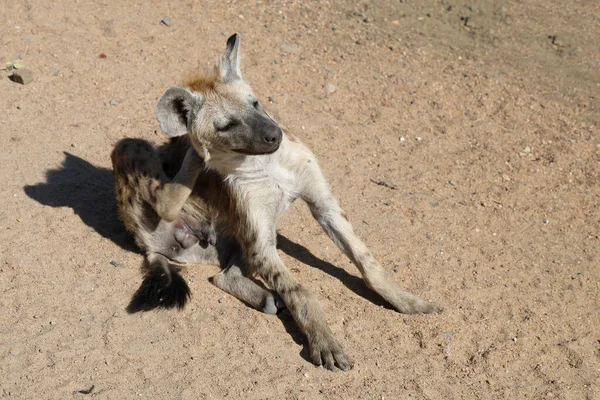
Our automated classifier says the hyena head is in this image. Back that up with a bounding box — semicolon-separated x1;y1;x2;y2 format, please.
156;33;283;160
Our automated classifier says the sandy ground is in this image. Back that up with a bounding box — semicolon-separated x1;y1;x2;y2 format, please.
1;0;599;399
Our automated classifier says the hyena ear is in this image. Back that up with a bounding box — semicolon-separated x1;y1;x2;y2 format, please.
219;33;242;81
156;87;202;137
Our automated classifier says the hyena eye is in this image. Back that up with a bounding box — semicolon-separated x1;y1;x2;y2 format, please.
216;120;239;132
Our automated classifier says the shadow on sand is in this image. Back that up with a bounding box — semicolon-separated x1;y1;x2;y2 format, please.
24;152;138;252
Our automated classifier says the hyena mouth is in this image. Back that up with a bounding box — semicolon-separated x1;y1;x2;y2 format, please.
232;145;280;156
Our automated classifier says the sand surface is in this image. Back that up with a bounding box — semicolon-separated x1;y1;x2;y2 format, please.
1;1;599;398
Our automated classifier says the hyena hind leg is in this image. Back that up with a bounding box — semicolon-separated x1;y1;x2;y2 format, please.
126;253;191;313
212;264;283;315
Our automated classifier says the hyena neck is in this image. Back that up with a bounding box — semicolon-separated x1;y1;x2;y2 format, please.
203;149;249;175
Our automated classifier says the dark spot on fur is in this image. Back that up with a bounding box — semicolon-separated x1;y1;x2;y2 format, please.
280;282;302;294
140;200;161;231
299;303;309;320
271;271;281;285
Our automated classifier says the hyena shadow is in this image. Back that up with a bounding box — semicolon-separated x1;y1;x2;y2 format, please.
24;152;138;252
276;234;391;310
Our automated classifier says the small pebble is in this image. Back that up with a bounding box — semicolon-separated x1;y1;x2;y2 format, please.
110;260;124;268
543;219;549;225
399;136;406;142
218;297;224;303
268;96;275;103
325;82;337;94
363;17;371;23
50;69;59;76
10;69;33;85
415;136;422;141
109;99;118;106
160;18;172;27
16;104;22;110
449;180;457;186
281;43;301;54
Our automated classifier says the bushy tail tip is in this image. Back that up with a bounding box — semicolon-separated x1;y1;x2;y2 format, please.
127;253;191;313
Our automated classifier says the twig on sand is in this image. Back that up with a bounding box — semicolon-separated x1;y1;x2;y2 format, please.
75;385;95;395
370;178;398;190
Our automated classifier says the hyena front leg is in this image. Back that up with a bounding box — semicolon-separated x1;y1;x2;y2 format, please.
154;145;204;222
300;163;440;314
111;138;203;223
236;215;351;370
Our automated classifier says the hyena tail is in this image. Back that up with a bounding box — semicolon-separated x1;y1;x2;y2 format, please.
126;253;191;313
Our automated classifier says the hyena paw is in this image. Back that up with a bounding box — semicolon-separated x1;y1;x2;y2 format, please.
307;331;353;371
392;295;442;314
261;292;286;315
413;298;442;314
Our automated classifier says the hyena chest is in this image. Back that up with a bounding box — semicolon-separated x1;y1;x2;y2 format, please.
269;164;299;214
232;164;299;218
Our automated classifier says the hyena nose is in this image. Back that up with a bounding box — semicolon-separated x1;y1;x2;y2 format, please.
263;127;282;144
